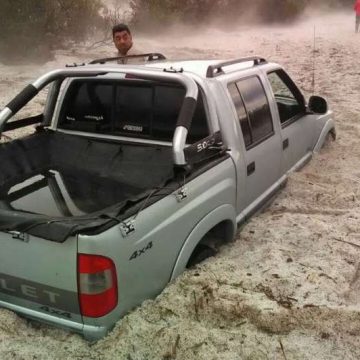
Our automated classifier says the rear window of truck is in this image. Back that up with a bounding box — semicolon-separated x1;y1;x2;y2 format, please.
58;80;209;143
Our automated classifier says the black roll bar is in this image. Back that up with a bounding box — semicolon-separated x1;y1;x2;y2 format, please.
0;66;198;167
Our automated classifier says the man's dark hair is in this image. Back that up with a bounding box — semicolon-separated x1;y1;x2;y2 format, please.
112;23;131;37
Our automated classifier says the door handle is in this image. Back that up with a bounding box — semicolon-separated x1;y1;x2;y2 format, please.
247;162;255;176
283;138;289;150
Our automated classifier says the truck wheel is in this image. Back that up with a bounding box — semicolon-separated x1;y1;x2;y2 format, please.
187;244;217;268
322;129;336;150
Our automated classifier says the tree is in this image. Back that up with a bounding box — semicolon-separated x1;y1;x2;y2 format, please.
0;0;104;63
129;0;351;28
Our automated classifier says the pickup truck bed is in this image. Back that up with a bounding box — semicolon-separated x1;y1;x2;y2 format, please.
0;131;175;241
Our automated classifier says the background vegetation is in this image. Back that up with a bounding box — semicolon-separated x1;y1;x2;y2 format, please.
0;0;355;63
130;0;355;27
0;0;104;63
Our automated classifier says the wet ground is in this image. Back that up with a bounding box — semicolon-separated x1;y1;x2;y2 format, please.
1;11;360;359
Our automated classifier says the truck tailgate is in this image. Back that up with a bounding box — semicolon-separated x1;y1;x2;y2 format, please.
0;231;81;324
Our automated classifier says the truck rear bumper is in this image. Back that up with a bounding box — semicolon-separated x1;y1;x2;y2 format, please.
0;299;108;341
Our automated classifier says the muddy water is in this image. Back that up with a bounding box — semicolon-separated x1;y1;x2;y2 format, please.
1;11;360;360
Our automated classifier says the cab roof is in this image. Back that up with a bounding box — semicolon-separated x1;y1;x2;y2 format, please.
146;58;269;78
145;60;222;77
87;54;270;79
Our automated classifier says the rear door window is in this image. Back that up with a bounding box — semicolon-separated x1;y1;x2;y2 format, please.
228;76;274;149
228;83;251;147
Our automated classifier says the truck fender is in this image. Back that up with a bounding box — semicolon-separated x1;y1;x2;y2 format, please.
170;204;236;281
313;118;336;152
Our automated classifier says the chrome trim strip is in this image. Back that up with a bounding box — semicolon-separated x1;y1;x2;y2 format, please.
0;299;83;331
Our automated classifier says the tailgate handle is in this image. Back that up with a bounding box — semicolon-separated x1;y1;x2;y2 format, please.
247;162;255;176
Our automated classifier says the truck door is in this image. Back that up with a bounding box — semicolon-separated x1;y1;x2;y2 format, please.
266;69;311;173
228;75;282;211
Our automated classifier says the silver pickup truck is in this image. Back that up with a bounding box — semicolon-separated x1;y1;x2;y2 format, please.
0;54;335;340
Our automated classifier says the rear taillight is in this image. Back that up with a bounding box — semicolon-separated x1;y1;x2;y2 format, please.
77;254;118;318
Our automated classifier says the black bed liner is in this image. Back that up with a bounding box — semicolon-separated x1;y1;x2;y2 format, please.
0;131;174;242
0;131;228;242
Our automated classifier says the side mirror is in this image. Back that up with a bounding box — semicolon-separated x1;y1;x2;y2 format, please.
308;95;328;114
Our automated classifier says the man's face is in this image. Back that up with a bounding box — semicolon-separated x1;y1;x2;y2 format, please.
113;30;133;55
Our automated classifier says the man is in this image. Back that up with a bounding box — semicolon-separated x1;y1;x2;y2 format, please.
355;0;360;33
112;23;140;63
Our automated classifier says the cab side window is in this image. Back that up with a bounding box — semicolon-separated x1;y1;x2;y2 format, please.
228;76;274;149
267;70;305;125
228;83;251;147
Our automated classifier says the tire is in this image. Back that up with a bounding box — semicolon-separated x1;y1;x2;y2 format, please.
321;129;336;150
187;244;217;268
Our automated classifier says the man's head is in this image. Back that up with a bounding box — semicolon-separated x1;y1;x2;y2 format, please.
112;23;133;56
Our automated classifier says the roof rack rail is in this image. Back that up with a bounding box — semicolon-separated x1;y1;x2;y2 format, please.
89;53;166;65
206;56;267;78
